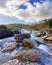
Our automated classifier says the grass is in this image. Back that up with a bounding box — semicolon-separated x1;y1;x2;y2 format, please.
0;18;52;30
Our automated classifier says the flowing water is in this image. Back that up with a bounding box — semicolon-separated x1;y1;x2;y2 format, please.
0;30;52;65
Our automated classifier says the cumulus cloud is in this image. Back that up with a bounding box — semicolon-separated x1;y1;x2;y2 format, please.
0;0;52;22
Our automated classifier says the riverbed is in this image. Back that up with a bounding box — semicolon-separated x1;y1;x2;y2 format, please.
0;30;52;65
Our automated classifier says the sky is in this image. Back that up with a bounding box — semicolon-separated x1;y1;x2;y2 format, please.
0;0;52;25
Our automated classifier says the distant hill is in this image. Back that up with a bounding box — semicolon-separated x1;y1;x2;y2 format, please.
0;18;52;30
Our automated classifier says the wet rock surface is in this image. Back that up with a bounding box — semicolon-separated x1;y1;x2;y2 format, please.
22;39;34;48
13;49;41;62
1;42;18;52
34;37;45;44
44;34;52;46
44;34;52;41
2;45;16;52
14;33;31;43
34;31;46;37
0;29;14;39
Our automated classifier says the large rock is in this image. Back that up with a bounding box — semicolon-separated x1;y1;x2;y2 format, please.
44;34;52;41
2;59;40;65
13;49;41;62
0;29;13;39
44;34;52;45
14;33;31;43
22;39;34;48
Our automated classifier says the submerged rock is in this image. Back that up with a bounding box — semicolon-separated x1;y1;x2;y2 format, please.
14;33;31;43
2;45;16;52
34;37;45;44
13;49;41;62
2;42;17;52
34;31;46;37
2;59;18;65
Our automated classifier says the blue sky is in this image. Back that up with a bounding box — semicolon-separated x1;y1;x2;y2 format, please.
0;0;52;25
0;14;34;25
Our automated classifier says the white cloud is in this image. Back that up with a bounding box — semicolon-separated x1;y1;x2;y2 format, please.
0;0;52;23
0;0;7;8
35;1;52;21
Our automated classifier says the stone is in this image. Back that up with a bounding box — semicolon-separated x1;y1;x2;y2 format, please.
2;59;18;65
14;33;31;43
13;49;41;62
34;31;46;37
0;29;13;39
44;34;52;45
44;34;52;41
22;39;34;48
2;43;17;52
34;37;45;44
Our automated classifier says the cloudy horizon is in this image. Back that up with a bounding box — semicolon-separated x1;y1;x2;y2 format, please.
0;0;52;25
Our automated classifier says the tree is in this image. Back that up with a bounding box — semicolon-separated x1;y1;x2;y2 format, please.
0;25;7;29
